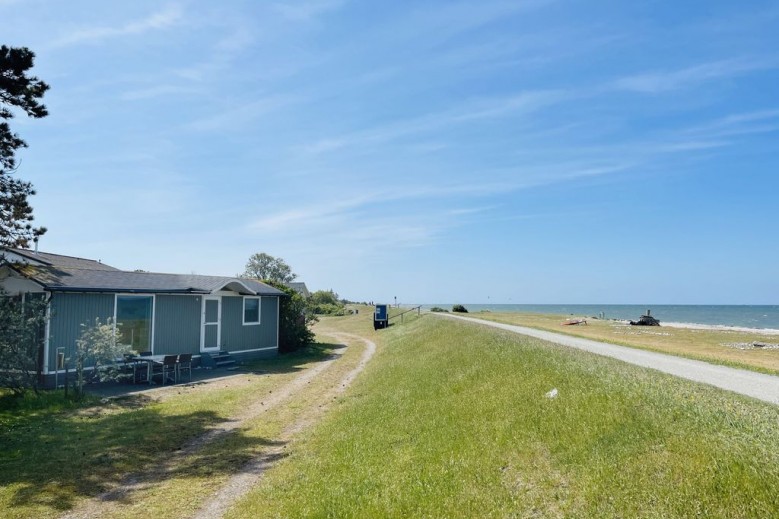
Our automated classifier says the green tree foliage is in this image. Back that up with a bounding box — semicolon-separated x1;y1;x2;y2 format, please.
310;289;340;306
264;280;316;353
241;252;296;284
0;290;47;394
308;289;346;315
452;304;468;313
1;45;49;249
73;318;132;398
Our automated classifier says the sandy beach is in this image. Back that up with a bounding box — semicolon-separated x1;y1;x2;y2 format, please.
660;321;779;336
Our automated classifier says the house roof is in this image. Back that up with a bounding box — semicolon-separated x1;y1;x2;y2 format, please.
2;248;284;296
2;247;119;271
286;281;311;298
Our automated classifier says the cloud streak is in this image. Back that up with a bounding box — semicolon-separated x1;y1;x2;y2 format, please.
52;5;183;47
613;57;777;93
185;94;301;132
679;109;779;139
301;88;569;154
271;0;348;22
119;84;202;101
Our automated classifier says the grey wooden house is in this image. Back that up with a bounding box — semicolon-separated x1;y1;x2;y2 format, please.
0;248;284;384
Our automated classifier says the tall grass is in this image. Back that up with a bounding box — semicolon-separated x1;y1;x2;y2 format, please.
229;316;779;518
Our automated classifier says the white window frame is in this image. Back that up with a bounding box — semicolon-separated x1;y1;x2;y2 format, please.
114;293;156;354
242;296;261;326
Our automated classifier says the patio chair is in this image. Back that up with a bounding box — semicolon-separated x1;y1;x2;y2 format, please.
177;353;193;382
120;354;140;384
154;355;179;385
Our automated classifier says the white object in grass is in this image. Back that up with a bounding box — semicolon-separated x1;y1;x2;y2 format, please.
545;388;558;399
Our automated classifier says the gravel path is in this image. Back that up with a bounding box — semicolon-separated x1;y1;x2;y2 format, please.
441;314;779;405
191;332;377;519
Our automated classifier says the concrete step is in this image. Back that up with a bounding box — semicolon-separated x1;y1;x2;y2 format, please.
200;351;237;369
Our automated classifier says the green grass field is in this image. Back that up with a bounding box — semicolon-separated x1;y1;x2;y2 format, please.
228;313;779;518
3;310;778;518
0;343;347;519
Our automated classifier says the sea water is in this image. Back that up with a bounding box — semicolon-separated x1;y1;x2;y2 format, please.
420;304;779;332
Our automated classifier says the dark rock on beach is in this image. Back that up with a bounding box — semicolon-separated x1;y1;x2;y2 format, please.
630;309;661;326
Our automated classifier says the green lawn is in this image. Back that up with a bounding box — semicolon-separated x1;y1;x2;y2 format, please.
0;343;339;519
3;310;778;518
228;315;779;518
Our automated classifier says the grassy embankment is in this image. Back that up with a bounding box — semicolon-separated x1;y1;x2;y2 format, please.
0;336;369;519
461;311;779;375
3;307;778;518
228;311;779;518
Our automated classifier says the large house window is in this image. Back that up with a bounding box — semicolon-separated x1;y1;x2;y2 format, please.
243;297;260;325
116;295;153;352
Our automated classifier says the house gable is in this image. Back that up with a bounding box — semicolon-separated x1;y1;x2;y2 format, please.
0;265;45;295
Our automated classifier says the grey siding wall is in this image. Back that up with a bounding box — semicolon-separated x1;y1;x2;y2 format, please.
153;295;201;355
45;292;279;373
260;296;279;348
48;293;114;371
220;296;278;352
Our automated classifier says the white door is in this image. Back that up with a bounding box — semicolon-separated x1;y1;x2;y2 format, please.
201;296;221;352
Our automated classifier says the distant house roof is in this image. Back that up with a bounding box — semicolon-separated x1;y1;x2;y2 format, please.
286;282;310;298
1;248;284;296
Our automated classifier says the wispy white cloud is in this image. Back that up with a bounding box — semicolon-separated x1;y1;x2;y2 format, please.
452;90;567;122
556;163;633;180
271;0;347;22
301;88;569;153
185;94;300;132
446;206;497;217
430;25;625;76
250;202;458;256
613;57;776;93
305;55;774;162
249;207;339;233
679;109;779;139
245;159;632;249
119;84;202;101
303;138;348;154
394;0;555;49
695;6;779;35
653;140;729;153
248;191;380;233
173;25;257;82
407;142;450;154
52;5;183;48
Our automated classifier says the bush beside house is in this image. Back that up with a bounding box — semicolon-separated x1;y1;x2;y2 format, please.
264;280;316;353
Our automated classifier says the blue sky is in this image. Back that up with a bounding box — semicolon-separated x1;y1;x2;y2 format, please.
2;0;778;304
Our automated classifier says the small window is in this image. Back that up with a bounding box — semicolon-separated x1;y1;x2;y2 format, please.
243;297;260;325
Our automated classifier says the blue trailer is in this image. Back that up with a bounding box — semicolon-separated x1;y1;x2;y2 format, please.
374;304;389;330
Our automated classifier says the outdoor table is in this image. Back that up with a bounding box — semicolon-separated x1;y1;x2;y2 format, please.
123;355;167;385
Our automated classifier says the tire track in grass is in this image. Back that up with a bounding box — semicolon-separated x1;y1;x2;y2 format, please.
59;347;347;519
192;332;376;519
